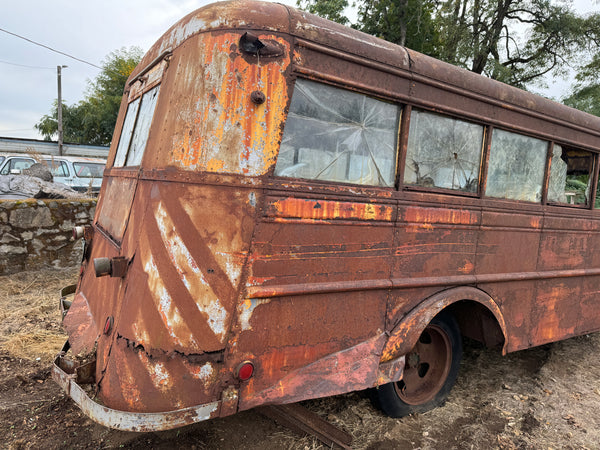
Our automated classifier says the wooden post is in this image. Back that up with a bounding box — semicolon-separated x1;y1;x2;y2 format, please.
57;65;66;156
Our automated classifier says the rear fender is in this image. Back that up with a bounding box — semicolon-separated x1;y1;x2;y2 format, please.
382;286;508;363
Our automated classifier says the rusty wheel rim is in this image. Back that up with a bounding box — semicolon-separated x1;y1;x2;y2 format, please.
394;324;452;405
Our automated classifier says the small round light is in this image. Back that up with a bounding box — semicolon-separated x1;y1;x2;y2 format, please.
236;361;254;381
103;316;114;335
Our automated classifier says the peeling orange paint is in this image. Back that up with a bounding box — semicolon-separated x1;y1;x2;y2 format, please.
268;197;394;221
404;207;478;225
458;262;474;274
206;158;225;172
171;33;291;176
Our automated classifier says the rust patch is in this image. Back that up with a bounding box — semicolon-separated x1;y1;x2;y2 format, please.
62;292;98;356
96;176;137;242
169;32;291;176
266;197;394;221
403;206;479;226
240;334;387;410
382;287;508;362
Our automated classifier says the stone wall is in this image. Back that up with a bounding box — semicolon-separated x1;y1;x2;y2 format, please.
0;199;96;275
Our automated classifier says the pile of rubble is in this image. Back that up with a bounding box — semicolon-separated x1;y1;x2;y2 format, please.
0;164;80;199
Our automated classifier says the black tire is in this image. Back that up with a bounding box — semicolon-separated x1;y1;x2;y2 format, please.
370;310;462;417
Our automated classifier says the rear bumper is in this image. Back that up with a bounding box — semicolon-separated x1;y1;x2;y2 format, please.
52;341;221;432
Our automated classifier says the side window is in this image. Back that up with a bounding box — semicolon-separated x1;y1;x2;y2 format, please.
114;98;140;167
404;109;484;192
486;129;547;202
274;79;400;187
73;162;105;178
1;158;34;174
548;145;594;206
113;85;160;167
43;160;69;177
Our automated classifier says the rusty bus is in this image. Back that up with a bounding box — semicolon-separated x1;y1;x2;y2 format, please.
53;0;600;432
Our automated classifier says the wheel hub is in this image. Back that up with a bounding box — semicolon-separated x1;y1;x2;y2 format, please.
395;323;453;405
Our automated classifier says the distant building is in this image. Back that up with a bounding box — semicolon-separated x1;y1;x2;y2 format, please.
0;136;109;159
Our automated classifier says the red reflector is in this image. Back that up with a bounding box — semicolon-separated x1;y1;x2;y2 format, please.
103;316;113;335
236;361;254;381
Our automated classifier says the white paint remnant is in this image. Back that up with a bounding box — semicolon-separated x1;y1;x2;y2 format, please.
155;202;229;340
215;251;243;286
137;352;184;409
131;322;151;347
161;16;209;53
181;360;214;388
239;298;271;331
143;253;199;349
152;361;170;388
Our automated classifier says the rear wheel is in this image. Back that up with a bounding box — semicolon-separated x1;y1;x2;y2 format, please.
371;311;462;417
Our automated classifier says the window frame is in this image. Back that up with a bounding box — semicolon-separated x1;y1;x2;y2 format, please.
73;162;105;179
0;157;35;175
273;77;402;189
544;141;600;210
400;106;487;197
42;159;70;178
259;69;600;211
113;84;160;169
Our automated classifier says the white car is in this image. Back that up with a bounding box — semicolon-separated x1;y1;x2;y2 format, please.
0;154;105;194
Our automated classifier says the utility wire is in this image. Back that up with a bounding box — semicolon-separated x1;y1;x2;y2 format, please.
0;26;102;70
0;59;54;70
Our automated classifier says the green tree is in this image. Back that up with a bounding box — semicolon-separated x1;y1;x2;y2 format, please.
36;47;143;145
298;0;439;53
357;0;439;54
299;0;350;24
563;52;600;117
297;0;600;90
437;1;600;88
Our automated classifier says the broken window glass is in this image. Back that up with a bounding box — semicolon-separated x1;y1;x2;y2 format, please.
274;79;400;187
486;129;547;202
548;145;594;206
404;109;484;192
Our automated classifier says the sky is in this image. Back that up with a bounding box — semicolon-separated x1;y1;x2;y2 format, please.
0;0;598;141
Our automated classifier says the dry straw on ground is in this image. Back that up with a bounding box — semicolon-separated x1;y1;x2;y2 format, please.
0;268;76;361
2;268;600;449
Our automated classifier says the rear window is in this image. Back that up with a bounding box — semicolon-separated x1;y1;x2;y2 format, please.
114;85;160;167
73;162;105;178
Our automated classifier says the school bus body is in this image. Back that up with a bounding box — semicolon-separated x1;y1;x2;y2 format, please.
53;0;600;431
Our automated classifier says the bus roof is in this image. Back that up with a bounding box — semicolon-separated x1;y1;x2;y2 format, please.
130;0;600;143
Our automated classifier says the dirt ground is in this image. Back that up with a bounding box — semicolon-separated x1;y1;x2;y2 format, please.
1;268;600;449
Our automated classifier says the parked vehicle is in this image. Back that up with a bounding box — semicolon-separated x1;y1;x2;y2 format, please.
53;0;600;433
0;154;105;193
